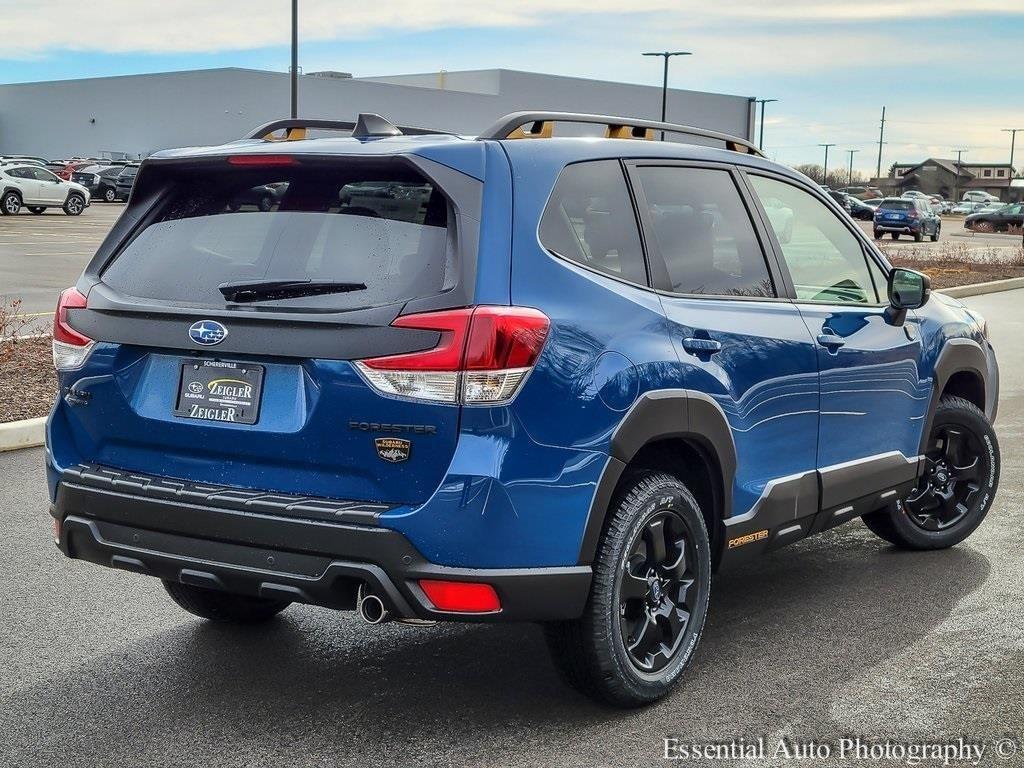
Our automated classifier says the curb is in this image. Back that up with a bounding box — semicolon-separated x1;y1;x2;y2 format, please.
0;416;46;453
937;277;1024;298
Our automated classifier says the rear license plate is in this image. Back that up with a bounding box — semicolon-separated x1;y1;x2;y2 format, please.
886;213;901;219
174;360;264;425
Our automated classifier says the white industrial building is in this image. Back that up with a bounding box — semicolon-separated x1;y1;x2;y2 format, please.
0;67;755;159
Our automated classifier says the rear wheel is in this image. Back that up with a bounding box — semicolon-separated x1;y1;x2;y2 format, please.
931;224;940;242
873;229;882;240
545;472;711;707
891;233;899;240
863;396;998;549
163;580;291;623
1;191;21;215
103;187;116;202
63;193;85;216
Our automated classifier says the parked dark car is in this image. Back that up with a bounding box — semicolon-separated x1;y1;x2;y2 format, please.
873;197;941;241
825;189;852;213
847;196;876;221
965;202;1023;233
114;163;140;201
71;165;124;203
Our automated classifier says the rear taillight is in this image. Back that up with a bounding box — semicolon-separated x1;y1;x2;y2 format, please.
52;287;94;370
418;580;501;613
356;306;550;404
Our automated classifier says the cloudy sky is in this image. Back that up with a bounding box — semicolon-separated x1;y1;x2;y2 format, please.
2;0;1022;173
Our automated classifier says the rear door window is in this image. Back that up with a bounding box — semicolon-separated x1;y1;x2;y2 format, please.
100;160;455;311
539;160;648;286
633;166;775;297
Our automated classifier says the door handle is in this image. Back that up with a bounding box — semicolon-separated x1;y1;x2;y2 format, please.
816;333;846;351
682;337;722;355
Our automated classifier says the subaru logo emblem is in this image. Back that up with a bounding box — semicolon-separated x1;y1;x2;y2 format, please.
188;320;228;346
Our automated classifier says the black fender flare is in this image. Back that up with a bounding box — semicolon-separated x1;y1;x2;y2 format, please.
920;337;992;453
1;185;22;201
576;389;737;565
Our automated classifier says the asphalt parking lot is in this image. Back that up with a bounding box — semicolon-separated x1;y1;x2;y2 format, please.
1;289;1021;767
1;203;1022;325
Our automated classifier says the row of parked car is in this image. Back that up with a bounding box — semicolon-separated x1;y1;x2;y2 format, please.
0;155;140;215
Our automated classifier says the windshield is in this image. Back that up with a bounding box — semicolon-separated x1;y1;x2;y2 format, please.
100;161;454;311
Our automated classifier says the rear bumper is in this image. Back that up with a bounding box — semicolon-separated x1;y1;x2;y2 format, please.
874;221;921;233
51;468;591;623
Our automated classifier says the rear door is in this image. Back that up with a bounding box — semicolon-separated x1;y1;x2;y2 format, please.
628;161;821;529
58;154;484;506
9;167;43;203
744;172;927;499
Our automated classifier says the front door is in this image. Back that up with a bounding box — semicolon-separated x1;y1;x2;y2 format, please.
628;162;821;534
745;172;927;509
32;168;65;203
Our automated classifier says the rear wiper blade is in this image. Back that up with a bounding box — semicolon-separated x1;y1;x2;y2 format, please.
218;279;367;303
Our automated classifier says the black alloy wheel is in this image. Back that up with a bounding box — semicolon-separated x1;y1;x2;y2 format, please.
618;510;698;674
906;424;986;532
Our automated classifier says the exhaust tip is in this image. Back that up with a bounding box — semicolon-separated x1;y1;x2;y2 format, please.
356;584;390;625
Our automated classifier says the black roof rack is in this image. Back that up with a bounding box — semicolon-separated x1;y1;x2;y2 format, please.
477;111;764;158
244;114;452;142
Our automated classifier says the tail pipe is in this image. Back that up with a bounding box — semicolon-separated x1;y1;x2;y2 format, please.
356;583;390;625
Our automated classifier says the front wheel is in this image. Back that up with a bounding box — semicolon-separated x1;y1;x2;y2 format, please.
1;191;21;215
63;194;85;216
163;580;291;623
913;230;924;242
545;472;711;707
863;396;998;549
103;187;117;202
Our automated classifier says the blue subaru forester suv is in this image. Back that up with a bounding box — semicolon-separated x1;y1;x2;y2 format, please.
47;112;1000;707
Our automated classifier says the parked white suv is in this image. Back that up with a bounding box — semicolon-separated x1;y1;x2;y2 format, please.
961;190;999;204
0;164;90;215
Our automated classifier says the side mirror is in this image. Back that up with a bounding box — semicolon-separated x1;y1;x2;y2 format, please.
889;267;931;311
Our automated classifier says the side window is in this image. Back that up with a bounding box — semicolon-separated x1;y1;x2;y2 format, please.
749;175;881;304
32;168;58;182
633;166;775;297
539;160;648;286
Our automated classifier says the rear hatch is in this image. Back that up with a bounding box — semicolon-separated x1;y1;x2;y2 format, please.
877;199;915;222
55;152;481;506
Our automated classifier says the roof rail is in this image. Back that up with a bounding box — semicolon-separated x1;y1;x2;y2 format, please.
245;114;451;142
478;111;765;158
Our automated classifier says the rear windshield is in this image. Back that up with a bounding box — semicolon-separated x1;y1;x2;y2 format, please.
101;160;454;311
879;200;913;211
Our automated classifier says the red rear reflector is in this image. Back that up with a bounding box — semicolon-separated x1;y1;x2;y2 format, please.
226;155;296;166
418;580;501;613
53;287;91;346
52;518;61;543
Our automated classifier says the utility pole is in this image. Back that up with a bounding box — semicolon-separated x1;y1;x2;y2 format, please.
1002;128;1022;200
754;98;778;150
953;148;969;203
819;143;837;186
846;149;860;186
290;0;299;118
642;51;692;138
876;106;887;179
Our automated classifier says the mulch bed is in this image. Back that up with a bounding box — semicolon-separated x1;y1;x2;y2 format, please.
0;336;57;423
886;259;1024;289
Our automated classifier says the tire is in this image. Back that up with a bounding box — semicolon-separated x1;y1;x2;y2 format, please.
103;187;116;202
544;472;711;707
63;193;85;216
863;396;999;550
930;225;940;242
28;206;46;215
891;233;899;240
1;191;21;215
258;194;274;212
873;230;882;240
162;580;291;623
913;230;923;242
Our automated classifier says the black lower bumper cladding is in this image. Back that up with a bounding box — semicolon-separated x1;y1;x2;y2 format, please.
52;465;591;623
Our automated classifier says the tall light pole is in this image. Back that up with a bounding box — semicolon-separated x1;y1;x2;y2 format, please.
953;148;969;203
290;0;298;118
819;143;836;186
642;51;692;132
1002;128;1022;198
755;98;778;150
846;149;860;187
